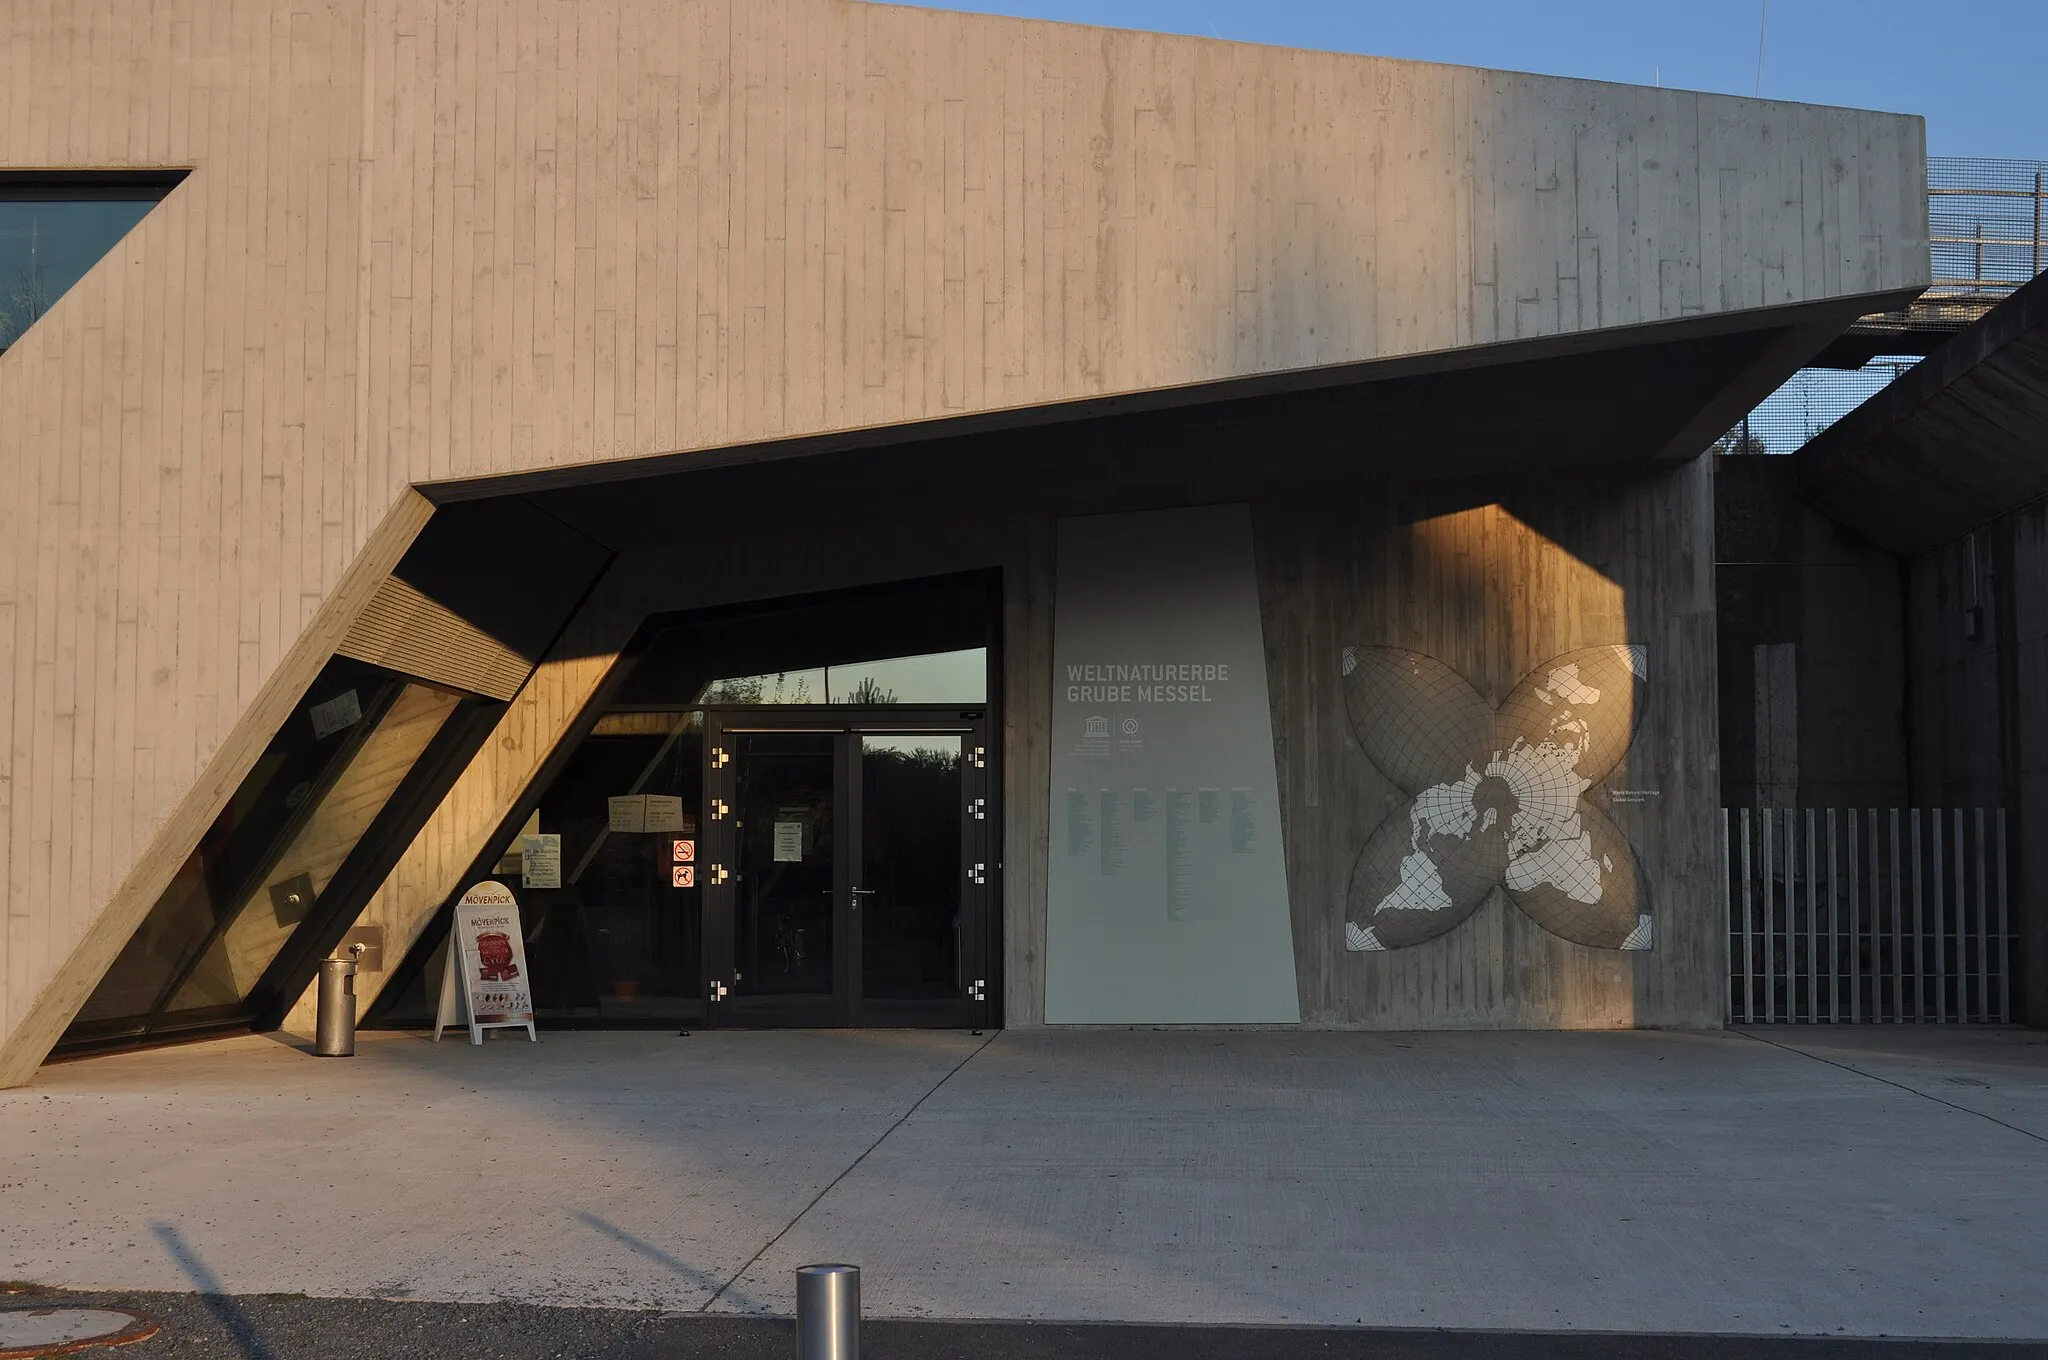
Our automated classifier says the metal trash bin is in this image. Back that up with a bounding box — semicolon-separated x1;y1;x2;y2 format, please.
795;1264;859;1360
314;948;363;1057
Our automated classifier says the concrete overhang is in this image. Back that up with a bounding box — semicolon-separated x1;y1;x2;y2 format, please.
1797;270;2048;555
435;293;1904;547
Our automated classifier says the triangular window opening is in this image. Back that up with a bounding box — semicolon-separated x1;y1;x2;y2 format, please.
0;171;184;354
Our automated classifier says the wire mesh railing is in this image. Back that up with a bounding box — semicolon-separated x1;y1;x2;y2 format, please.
1723;155;2046;455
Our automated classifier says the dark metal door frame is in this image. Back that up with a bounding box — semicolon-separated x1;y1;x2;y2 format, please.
702;707;993;1030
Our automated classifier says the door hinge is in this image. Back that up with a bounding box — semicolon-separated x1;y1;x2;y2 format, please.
708;864;731;885
969;979;987;1001
968;862;986;884
711;746;731;768
710;980;729;1001
968;797;986;821
711;798;730;821
969;745;986;769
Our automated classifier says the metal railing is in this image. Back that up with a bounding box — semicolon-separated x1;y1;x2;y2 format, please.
1722;807;2010;1024
1725;156;2046;454
1846;156;2048;345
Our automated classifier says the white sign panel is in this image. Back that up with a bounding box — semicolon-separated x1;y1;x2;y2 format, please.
307;689;362;739
434;880;539;1045
1044;504;1300;1023
643;795;687;832
772;821;805;863
519;833;562;889
606;795;647;833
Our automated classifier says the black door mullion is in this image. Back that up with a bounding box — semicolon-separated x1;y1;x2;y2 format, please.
703;713;737;1029
967;716;991;1029
840;730;863;1026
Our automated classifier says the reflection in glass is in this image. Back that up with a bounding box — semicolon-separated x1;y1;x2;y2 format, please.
695;649;986;706
64;658;417;1045
700;670;825;705
860;736;965;1001
735;733;836;996
480;711;704;1019
827;649;986;704
0;197;162;352
164;685;462;1014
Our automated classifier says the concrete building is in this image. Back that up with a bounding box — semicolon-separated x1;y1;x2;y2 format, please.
1716;269;2048;1024
0;0;1930;1086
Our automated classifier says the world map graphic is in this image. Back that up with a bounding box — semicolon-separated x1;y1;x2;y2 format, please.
1340;645;1653;953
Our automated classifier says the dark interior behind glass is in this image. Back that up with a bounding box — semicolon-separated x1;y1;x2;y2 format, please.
59;657;471;1053
372;572;997;1029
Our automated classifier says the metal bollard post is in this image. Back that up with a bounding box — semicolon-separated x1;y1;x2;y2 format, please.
314;947;363;1057
794;1263;859;1360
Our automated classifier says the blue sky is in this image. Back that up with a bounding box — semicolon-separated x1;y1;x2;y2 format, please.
886;0;2045;159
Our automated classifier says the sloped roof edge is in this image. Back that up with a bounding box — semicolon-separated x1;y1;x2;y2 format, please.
1796;271;2048;554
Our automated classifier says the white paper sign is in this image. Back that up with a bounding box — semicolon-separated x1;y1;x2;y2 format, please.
434;881;538;1045
308;689;362;739
606;795;646;833
520;833;562;889
643;795;686;832
773;821;804;862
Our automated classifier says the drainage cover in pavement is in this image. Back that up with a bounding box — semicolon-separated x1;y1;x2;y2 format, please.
0;1307;159;1358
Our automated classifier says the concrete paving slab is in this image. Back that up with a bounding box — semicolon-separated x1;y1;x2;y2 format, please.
1;1029;979;1311
3;1027;2044;1340
1735;1026;2048;1140
716;1029;2048;1336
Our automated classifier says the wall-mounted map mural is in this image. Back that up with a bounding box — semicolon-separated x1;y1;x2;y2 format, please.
1341;645;1653;953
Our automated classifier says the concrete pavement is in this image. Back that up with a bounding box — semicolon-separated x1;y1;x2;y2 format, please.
3;1027;2045;1339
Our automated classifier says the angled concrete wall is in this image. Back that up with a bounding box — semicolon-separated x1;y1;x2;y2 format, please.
1;0;1927;1081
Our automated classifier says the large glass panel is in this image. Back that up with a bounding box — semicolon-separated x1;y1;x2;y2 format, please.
607;572;992;708
490;711;704;1019
734;733;836;997
65;659;408;1043
694;650;985;706
827;649;985;704
163;684;463;1015
0;195;163;353
860;735;965;1001
699;669;827;705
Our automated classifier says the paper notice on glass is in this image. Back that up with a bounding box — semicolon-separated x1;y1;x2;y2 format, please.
773;821;804;862
606;795;646;833
308;689;362;739
643;795;686;832
520;833;562;889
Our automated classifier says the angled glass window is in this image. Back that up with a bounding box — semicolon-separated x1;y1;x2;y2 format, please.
0;174;181;354
59;656;471;1053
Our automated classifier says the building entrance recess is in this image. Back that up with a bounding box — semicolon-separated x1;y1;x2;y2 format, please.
369;573;1001;1033
708;713;993;1028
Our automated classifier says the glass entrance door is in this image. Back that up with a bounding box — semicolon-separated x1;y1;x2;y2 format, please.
704;711;992;1028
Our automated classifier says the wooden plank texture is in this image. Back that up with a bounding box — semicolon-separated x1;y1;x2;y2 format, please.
0;0;1922;1076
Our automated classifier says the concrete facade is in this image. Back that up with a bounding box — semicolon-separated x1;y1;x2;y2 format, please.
2;0;1930;1083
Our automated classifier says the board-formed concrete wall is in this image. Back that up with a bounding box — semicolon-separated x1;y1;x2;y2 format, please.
0;0;1926;1081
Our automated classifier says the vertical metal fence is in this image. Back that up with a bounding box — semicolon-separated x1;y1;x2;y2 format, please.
1722;808;2010;1024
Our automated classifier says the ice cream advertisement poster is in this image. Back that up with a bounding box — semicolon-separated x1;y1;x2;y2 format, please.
436;881;538;1043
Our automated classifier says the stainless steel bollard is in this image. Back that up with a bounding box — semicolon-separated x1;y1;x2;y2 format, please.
794;1263;859;1360
314;954;360;1057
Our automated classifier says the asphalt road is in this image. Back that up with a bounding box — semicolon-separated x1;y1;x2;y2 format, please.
4;1290;2046;1360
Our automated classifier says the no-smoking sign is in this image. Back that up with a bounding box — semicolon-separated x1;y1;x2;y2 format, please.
672;838;696;862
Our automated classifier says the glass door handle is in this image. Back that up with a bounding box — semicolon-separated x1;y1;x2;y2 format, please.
849;886;876;910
